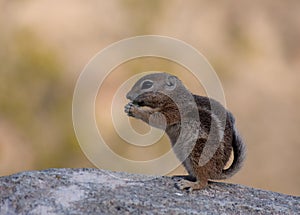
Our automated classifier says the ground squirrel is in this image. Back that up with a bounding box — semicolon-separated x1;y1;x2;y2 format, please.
124;72;246;191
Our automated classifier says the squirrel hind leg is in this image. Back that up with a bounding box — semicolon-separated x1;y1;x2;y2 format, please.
175;178;208;192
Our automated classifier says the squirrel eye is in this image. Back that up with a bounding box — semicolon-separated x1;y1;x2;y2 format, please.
141;80;153;89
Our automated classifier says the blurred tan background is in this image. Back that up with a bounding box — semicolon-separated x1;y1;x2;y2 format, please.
1;0;300;196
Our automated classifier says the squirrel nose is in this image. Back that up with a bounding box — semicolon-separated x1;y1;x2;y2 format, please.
126;92;134;100
126;91;138;101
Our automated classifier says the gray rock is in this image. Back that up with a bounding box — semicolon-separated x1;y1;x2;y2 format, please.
0;168;299;215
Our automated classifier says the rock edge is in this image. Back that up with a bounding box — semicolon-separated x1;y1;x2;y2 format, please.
0;168;299;214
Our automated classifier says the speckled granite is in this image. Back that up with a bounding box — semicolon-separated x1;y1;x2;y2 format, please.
0;168;299;214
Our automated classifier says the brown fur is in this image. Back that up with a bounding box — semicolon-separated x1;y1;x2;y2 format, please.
125;73;246;191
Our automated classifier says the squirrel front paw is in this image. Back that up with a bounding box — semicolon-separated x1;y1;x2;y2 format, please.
124;102;135;116
125;102;143;118
125;102;154;119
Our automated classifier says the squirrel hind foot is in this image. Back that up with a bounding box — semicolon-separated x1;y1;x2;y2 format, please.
175;179;208;192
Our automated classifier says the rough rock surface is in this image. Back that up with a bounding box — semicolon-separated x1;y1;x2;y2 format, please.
0;168;299;214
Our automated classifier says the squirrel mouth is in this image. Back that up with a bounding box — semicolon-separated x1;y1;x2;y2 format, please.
132;100;146;107
132;101;146;107
130;95;156;108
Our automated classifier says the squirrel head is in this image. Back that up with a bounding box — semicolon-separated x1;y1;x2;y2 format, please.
126;72;199;123
126;73;180;100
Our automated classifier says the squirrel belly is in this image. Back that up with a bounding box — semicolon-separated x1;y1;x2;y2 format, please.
125;72;246;191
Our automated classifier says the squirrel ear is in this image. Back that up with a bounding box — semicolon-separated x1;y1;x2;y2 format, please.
165;75;177;90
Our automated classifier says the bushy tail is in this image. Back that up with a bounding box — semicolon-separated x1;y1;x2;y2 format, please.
219;114;246;180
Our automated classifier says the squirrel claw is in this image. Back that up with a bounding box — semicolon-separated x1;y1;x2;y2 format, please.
175;179;207;192
124;102;135;116
175;179;194;192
